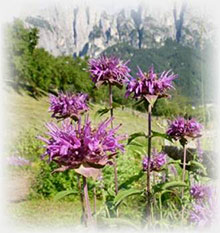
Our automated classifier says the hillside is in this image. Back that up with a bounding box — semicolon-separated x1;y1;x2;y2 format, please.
102;40;215;104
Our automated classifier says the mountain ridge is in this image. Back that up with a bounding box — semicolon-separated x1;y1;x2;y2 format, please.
22;2;215;57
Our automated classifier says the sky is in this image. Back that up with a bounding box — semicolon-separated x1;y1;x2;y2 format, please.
0;0;219;23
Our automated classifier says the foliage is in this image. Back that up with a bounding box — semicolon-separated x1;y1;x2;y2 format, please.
30;160;78;199
103;39;214;104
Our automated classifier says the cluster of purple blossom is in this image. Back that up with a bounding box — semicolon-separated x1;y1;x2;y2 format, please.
189;184;214;226
142;151;167;172
190;184;211;200
49;93;89;121
167;117;202;141
38;117;124;171
189;201;214;227
7;155;31;166
125;66;178;99
88;56;131;88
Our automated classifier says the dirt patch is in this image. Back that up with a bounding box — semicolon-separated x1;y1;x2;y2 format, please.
5;169;32;203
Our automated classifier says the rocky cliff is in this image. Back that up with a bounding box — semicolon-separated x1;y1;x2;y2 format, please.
23;1;214;57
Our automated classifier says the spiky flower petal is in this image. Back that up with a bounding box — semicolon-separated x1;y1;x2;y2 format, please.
166;117;202;142
125;65;178;99
49;92;89;121
88;56;130;88
38;117;125;171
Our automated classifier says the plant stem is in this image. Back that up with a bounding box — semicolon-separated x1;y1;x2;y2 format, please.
77;174;85;225
94;187;97;215
181;144;187;197
109;83;119;195
83;176;92;226
146;104;152;217
181;144;187;220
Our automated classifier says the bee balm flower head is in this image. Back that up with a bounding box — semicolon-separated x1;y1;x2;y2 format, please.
49;92;89;121
166;117;202;143
88;56;131;88
38;117;125;178
125;65;178;103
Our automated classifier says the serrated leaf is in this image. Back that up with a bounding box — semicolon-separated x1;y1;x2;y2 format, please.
152;130;173;142
162;181;187;190
113;189;144;207
127;132;147;145
54;190;77;201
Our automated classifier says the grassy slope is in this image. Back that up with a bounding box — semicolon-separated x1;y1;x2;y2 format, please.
5;88;214;228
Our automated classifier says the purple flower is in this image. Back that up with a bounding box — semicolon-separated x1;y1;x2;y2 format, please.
142;151;167;172
7;155;31;166
88;56;131;88
166;117;202;142
49;92;89;121
38;117;125;171
125;65;178;100
190;184;211;200
189;185;216;227
189;200;214;227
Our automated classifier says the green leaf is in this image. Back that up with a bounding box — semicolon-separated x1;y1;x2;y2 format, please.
112;102;121;109
189;160;207;176
119;171;144;190
167;159;181;165
162;181;187;190
95;107;110;117
113;189;144;207
132;98;144;106
127;141;144;147
152;130;173;142
54;190;77;201
127;132;147;145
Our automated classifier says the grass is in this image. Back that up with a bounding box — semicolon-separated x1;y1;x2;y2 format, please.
7;199;83;229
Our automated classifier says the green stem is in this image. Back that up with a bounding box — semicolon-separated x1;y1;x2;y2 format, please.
77;174;85;225
93;187;97;215
83;176;92;226
181;144;187;220
146;104;152;218
109;83;119;195
181;144;187;197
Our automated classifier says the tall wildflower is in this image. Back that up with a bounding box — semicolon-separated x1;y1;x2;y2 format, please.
88;56;130;194
38;116;124;225
126;65;177;218
167;116;202;201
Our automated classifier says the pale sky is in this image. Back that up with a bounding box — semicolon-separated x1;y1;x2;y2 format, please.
0;0;219;23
